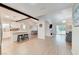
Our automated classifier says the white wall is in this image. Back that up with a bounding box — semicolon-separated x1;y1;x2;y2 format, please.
45;21;50;36
72;26;79;54
38;20;46;39
45;22;56;37
52;24;56;35
1;17;12;39
66;19;72;33
38;16;57;37
31;25;38;31
0;16;2;46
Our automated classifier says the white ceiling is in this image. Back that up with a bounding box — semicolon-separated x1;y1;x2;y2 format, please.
42;8;72;24
4;3;73;17
0;7;28;21
1;3;73;24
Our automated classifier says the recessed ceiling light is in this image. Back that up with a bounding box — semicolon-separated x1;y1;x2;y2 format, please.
62;20;66;23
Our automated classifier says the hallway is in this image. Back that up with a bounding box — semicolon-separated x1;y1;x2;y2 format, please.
2;35;72;55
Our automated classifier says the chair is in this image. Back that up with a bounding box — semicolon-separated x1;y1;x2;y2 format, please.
24;34;29;40
17;34;24;42
66;31;72;43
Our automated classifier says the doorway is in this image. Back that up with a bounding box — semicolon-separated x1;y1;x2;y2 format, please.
56;24;66;35
56;24;66;43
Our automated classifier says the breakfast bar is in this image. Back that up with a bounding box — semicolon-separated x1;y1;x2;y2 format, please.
11;31;29;42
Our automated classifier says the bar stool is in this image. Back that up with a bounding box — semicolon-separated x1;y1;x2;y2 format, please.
17;34;24;42
24;34;29;40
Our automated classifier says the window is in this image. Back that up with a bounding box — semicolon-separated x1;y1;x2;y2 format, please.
56;25;66;34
